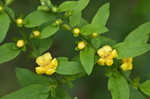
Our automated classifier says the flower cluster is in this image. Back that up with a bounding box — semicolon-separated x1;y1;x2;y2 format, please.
35;52;58;75
120;58;133;71
97;45;118;66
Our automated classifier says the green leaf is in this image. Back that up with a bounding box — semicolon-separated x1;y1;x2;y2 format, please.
115;22;150;58
24;11;55;28
40;25;59;39
108;74;130;99
47;87;71;99
92;3;110;27
140;80;150;96
1;84;50;99
58;1;77;12
130;86;145;99
56;57;84;75
115;42;150;59
0;43;20;64
91;36;116;49
80;24;108;36
0;12;10;43
16;68;52;87
76;0;90;11
69;10;82;27
31;37;53;57
80;46;95;75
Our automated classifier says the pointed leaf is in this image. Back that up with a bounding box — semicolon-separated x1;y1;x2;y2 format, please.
24;11;55;28
1;84;50;99
80;46;95;75
16;68;52;87
0;12;10;43
40;25;59;39
108;74;129;99
92;3;110;27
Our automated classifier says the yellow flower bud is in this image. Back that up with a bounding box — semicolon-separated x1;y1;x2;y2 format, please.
0;6;3;12
97;58;105;66
105;59;113;66
92;32;98;38
55;19;62;25
33;30;40;37
73;28;80;37
16;40;24;48
77;41;86;50
46;69;55;75
16;18;23;25
35;67;45;74
112;49;118;58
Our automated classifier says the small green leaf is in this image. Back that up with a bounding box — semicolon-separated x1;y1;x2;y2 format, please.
0;43;20;64
115;22;150;58
80;46;95;75
24;11;55;28
40;25;59;39
58;1;77;12
140;80;150;96
92;3;110;27
0;12;10;43
81;24;108;36
56;57;84;75
108;74;129;99
32;37;53;57
16;68;52;87
91;36;116;49
1;84;50;99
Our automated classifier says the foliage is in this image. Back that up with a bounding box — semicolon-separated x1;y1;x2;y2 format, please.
0;0;150;99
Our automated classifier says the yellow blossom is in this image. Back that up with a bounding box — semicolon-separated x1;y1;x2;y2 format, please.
97;45;118;66
73;28;80;37
33;30;40;37
16;40;24;48
77;41;86;50
121;58;133;71
35;52;58;75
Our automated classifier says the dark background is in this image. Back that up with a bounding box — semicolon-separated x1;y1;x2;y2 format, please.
0;0;150;99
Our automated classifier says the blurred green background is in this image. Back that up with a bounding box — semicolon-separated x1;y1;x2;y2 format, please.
1;0;150;99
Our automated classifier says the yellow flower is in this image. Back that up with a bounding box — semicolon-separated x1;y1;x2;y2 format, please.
16;18;23;25
16;40;24;48
35;52;58;75
33;30;40;37
73;28;80;37
120;58;133;71
97;45;118;66
91;32;99;38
